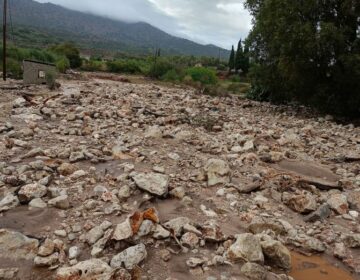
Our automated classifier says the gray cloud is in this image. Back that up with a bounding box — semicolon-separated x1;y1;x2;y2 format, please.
35;0;252;49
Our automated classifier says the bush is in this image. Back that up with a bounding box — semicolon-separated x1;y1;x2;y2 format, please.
49;43;81;68
161;69;183;82
148;60;174;78
107;60;142;74
6;59;22;79
56;57;70;73
185;67;218;85
45;71;57;90
81;60;106;72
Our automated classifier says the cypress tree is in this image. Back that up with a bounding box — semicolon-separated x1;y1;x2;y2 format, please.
242;44;250;74
235;39;244;73
228;45;235;71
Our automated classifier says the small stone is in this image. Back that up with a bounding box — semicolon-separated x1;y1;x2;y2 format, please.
163;217;190;237
38;239;55;257
204;159;231;187
160;249;171;262
85;226;104;245
327;194;348;215
304;204;331;223
186;257;205;268
0;268;19;279
58;163;77;176
29;198;47;209
153;224;171;239
69;246;81;259
145;125;163;138
54;230;67;238
334;243;346;259
112;219;133;241
34;253;59;267
343;234;360;248
181;232;199;249
48;195;70;210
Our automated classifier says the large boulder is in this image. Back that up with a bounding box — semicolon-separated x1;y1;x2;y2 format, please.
110;244;147;270
226;233;264;264
131;172;169;196
0;229;39;260
204;159;231;186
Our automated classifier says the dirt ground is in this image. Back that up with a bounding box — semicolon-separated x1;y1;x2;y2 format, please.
0;73;360;280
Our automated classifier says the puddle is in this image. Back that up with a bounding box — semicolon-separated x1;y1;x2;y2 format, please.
290;252;355;280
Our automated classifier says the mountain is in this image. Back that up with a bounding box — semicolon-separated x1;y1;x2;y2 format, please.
3;0;230;58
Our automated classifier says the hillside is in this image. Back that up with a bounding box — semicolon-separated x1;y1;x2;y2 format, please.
2;0;230;57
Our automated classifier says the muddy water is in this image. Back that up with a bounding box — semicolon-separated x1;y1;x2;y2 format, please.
290;252;356;280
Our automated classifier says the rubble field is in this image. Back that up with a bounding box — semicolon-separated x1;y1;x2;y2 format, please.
0;74;360;280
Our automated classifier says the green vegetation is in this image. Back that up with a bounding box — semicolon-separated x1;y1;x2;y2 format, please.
45;70;57;90
185;67;218;85
244;0;360;118
49;43;81;68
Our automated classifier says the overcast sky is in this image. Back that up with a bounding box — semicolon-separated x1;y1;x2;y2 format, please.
34;0;252;49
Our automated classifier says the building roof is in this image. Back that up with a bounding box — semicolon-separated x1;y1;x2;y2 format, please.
23;59;56;67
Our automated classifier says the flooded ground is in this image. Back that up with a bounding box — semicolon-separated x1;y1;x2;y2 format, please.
290;252;356;280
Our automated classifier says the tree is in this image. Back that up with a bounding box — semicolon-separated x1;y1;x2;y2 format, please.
245;0;360;117
242;44;250;74
235;39;244;73
228;45;235;71
49;43;81;68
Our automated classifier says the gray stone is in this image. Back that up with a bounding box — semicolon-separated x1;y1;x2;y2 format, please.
327;194;349;214
0;193;19;212
204;159;231;186
131;172;169;196
163;217;190;237
29;198;47;209
343;234;360;248
34;253;59;267
0;268;19;279
259;235;291;270
85;226;104;245
226;233;264;264
69;246;81;260
56;259;112;279
241;262;267;280
112;219;133;241
152;224;171;239
48;195;70;210
18;183;47;203
304;204;331;222
0;229;39;260
110;243;147;270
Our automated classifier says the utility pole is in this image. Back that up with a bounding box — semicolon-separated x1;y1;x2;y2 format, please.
2;0;7;81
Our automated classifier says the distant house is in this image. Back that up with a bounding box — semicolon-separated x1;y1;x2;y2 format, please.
23;60;57;85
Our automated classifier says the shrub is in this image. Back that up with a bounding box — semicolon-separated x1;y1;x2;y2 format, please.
161;69;183;82
45;71;57;90
49;43;81;68
81;60;106;72
6;59;22;79
148;60;174;78
56;57;70;73
185;67;218;85
107;60;142;74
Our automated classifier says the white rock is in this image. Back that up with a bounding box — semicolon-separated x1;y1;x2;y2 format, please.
131;172;169;196
110;243;147;270
112;219;133;241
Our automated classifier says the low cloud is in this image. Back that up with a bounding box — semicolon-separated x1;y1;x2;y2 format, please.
35;0;252;49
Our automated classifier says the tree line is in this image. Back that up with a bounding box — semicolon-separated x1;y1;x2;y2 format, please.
228;39;250;74
243;0;360;118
